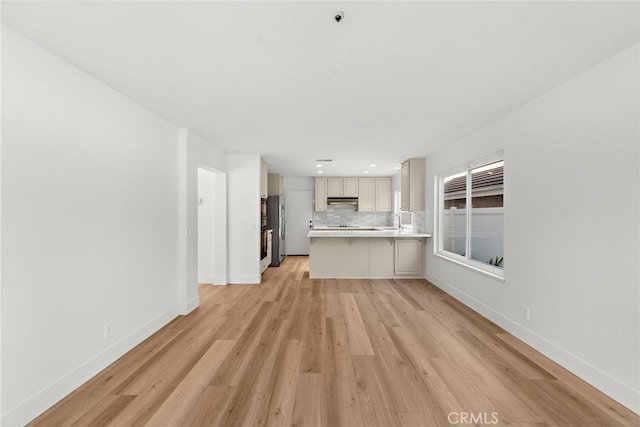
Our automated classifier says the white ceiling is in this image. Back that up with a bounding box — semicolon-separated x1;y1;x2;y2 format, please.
3;1;639;177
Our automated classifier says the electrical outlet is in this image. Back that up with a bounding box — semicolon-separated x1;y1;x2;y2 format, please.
104;321;113;340
522;305;530;321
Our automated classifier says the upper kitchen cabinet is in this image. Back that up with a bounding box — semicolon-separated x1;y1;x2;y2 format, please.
327;177;358;197
358;178;375;212
268;173;283;196
327;177;342;197
315;177;327;212
261;160;268;199
342;177;358;197
375;177;392;212
400;158;425;211
359;177;391;212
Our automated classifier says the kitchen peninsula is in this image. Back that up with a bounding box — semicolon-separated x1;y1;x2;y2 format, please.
308;227;431;279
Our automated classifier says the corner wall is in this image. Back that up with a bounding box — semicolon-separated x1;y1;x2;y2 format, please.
178;129;227;314
424;44;639;412
1;27;181;425
227;153;261;284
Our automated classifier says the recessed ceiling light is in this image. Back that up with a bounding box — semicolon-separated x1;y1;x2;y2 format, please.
363;171;369;174
369;164;376;167
393;166;401;170
316;164;322;168
317;170;324;174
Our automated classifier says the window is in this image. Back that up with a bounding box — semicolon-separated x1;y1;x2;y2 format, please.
437;153;504;279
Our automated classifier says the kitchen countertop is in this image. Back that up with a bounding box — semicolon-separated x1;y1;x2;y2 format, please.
308;227;431;238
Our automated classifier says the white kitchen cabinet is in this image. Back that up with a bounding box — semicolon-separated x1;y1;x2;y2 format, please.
400;161;410;210
268;174;283;196
342;177;358;197
261;160;268;199
315;177;327;212
394;238;423;276
370;238;395;278
327;177;342;197
327;177;359;197
309;235;427;279
400;158;425;211
309;237;370;278
358;178;375;212
360;177;391;212
375;177;392;212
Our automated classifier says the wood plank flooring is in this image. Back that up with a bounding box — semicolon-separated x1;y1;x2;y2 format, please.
29;256;639;426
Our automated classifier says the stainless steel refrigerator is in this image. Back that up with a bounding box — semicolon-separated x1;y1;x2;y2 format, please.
267;196;286;266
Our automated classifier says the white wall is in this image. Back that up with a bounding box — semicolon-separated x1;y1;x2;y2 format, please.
213;172;228;284
424;44;639;412
283;177;314;192
178;129;227;313
391;172;401;192
198;168;216;284
1;27;181;425
227;153;261;284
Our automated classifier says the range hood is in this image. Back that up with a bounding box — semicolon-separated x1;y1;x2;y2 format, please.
327;197;358;205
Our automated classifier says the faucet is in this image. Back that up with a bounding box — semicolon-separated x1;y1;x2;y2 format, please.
392;213;401;229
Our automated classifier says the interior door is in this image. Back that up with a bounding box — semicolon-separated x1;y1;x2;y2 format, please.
286;190;313;255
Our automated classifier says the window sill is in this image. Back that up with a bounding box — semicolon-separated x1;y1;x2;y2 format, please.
434;251;506;283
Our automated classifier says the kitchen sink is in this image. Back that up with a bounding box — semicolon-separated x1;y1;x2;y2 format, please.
335;227;380;231
318;226;381;231
314;226;400;231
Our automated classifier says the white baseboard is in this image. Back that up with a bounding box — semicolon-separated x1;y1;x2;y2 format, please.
198;276;227;285
228;274;260;285
198;275;215;284
425;272;640;415
1;307;178;427
178;296;199;315
212;275;227;285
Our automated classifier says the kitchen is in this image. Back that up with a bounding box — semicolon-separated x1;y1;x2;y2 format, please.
260;158;431;279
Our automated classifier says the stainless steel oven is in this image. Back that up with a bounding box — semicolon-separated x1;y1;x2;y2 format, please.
261;228;268;259
267;196;286;266
261;198;268;259
261;199;268;229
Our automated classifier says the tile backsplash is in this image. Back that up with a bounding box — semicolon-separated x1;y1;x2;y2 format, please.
314;205;392;227
314;205;426;232
412;210;426;233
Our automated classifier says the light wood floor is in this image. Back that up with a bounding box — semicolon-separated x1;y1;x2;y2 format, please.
30;256;638;426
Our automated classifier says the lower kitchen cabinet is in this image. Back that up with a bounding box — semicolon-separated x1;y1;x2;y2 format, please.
370;238;395;278
394;238;422;276
309;237;369;278
309;237;425;278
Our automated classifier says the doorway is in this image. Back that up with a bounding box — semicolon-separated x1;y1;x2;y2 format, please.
286;190;313;255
